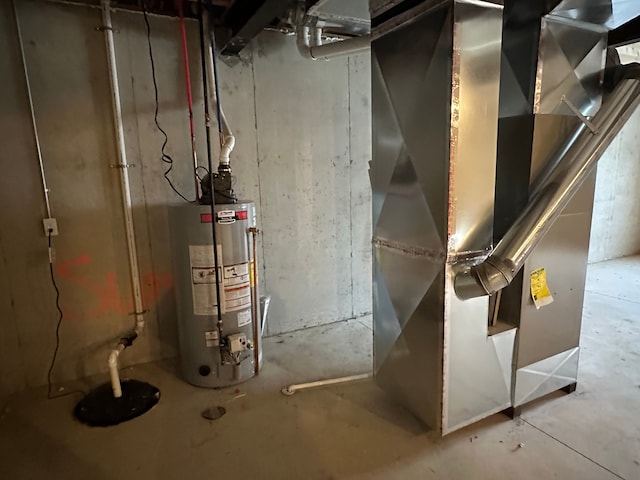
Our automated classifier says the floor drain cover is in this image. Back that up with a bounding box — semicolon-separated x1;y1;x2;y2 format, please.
74;380;160;427
202;406;226;420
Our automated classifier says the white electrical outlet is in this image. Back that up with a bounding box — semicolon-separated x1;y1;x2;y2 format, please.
43;218;59;236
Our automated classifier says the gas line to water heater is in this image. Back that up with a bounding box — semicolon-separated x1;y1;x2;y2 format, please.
197;0;225;346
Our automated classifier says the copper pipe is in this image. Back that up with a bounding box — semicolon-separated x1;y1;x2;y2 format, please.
248;227;260;375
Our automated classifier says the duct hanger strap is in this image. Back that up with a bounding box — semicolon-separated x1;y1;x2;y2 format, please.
561;96;599;134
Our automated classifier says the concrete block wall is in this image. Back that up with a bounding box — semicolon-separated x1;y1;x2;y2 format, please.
0;0;371;396
588;45;640;263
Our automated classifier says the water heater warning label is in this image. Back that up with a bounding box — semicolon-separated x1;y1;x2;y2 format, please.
237;309;251;328
189;245;223;316
189;245;252;315
223;261;251;312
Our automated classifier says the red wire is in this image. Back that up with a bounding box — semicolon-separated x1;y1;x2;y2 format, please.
178;0;195;139
178;0;199;199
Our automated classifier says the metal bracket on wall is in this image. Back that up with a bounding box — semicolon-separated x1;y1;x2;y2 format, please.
96;26;119;33
110;163;136;169
561;96;599;134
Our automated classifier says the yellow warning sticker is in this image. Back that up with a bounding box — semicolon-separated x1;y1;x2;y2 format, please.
530;267;554;310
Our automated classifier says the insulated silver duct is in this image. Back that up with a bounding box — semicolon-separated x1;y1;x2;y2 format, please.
455;79;640;300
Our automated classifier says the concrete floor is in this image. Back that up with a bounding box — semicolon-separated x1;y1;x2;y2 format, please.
1;257;639;479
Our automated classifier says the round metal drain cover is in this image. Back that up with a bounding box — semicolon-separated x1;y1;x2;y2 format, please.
201;406;226;420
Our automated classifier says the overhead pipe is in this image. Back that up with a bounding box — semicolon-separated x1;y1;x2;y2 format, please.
455;79;640;300
296;25;370;60
203;10;235;169
101;0;146;397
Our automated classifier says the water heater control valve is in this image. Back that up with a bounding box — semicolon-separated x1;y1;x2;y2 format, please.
227;333;249;353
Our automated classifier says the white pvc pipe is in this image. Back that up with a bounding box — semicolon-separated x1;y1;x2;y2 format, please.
108;344;125;398
296;25;370;61
219;134;235;166
101;0;146;398
281;373;372;395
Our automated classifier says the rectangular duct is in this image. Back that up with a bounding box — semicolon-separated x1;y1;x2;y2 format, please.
371;0;510;433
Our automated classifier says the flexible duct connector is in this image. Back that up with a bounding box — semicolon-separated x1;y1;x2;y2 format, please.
296;25;370;60
455;78;640;300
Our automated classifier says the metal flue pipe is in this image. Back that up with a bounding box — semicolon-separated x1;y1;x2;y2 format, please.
455;79;640;300
101;0;146;397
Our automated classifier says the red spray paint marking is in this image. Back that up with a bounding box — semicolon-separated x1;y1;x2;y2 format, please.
55;255;173;320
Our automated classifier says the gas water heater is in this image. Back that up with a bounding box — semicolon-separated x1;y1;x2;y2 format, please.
169;190;263;388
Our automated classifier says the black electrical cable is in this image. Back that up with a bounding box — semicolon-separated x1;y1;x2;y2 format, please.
198;0;225;346
142;1;191;203
195;165;210;181
46;233;84;400
46;233;63;399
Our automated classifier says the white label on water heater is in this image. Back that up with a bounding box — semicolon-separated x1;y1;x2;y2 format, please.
237;309;252;328
224;263;250;278
223;261;252;312
189;245;224;316
204;330;219;347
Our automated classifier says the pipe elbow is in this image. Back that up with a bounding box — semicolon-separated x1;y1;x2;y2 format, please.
108;349;120;368
454;258;513;300
219;134;236;165
296;25;314;60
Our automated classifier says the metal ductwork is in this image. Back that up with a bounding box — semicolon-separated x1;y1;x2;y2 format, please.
371;0;640;435
455;78;640;299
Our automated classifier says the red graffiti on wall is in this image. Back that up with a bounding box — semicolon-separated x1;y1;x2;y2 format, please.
55;254;173;320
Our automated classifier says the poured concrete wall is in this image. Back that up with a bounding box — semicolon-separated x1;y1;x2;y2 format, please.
589;44;640;263
0;0;371;395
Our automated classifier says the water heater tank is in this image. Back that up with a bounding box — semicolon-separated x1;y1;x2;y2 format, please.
169;201;262;387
